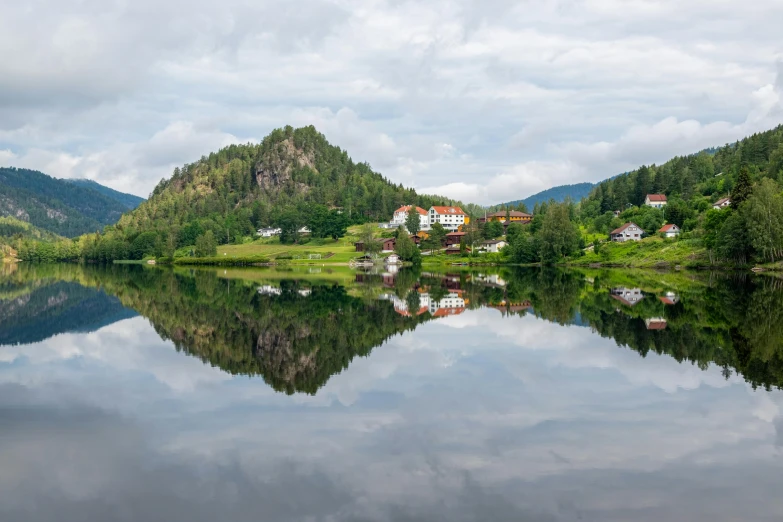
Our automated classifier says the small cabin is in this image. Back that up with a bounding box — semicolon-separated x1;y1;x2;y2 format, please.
385;253;401;265
658;224;681;238
713;198;731;210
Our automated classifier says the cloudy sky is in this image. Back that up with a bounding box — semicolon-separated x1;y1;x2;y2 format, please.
1;0;782;204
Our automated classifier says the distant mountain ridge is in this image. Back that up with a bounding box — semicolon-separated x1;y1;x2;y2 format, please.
501;182;596;209
65;179;145;210
0;167;143;237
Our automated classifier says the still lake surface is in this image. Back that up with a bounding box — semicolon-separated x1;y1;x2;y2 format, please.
1;263;783;521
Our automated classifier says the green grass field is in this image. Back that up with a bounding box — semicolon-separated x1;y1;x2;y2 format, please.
215;224;391;265
573;236;711;268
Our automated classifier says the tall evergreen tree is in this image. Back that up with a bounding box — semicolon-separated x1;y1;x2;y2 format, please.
732;167;753;210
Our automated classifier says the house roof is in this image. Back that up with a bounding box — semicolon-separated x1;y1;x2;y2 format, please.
431;206;466;215
610;222;639;235
486;210;532;218
395;205;428;215
482;239;505;245
446;231;466;236
714;197;730;206
659;224;679;232
432;307;465;317
645;319;668;330
646;194;667;202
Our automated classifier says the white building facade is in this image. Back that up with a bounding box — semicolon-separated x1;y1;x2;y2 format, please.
429;206;467;232
391;205;430;231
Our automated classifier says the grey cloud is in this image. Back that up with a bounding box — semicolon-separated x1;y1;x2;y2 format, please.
2;0;783;201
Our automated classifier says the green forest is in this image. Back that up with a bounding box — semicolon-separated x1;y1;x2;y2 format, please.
6;126;478;263
0;167;136;237
6;124;783;268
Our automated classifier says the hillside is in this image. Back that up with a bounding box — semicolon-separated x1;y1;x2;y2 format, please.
0;216;61;242
65;179;145;209
501;182;595;209
582;125;783;213
0;167;135;237
64;125;464;259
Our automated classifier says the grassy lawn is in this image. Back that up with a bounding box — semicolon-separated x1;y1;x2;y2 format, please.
174;265;360;286
573;236;711;268
215;224;393;264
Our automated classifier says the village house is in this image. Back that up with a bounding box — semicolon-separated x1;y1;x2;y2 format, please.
659;292;680;305
645;318;668;330
610;222;643;242
354;237;396;252
384;253;401;265
391;205;431;231
258;285;282;296
480;239;507;253
658;223;681;238
257;227;281;238
445;245;469;255
478;210;532;224
645;194;667;208
488;300;533;316
410;232;428;246
428;291;467;316
429;206;468;232
610;287;644;306
444;231;466;247
382;292;431;317
713;197;731;210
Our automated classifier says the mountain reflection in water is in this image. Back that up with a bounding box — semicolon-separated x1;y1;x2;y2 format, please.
2;264;783;392
2;263;783;521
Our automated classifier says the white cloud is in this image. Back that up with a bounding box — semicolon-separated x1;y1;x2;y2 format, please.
0;0;782;201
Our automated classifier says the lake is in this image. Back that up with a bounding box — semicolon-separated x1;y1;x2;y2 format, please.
2;263;783;521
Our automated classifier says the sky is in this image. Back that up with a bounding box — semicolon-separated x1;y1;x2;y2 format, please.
1;0;782;205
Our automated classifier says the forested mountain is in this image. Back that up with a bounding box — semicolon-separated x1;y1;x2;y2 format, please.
502;182;595;209
123;125;464;233
0;216;60;241
582;125;783;213
0;167;135;237
29;125;469;261
65;179;145;209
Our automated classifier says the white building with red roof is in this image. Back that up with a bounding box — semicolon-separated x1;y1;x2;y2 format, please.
645;194;667;208
658;223;681;238
391;205;430;231
429;206;468;232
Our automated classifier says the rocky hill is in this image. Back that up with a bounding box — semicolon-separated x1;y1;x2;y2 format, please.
117;125;462;242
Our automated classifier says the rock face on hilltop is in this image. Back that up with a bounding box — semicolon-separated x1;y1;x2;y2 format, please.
254;137;314;195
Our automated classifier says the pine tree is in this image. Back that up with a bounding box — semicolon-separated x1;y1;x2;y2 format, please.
732;167;753;210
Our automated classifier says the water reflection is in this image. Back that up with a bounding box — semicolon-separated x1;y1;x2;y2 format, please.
3;265;783;392
2;264;783;520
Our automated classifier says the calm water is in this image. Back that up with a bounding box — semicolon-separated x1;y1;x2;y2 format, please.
2;263;783;522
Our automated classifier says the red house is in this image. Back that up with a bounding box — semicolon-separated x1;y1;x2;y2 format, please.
444;232;466;247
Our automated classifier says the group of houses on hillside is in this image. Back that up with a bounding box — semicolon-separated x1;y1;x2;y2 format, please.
609;193;730;243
